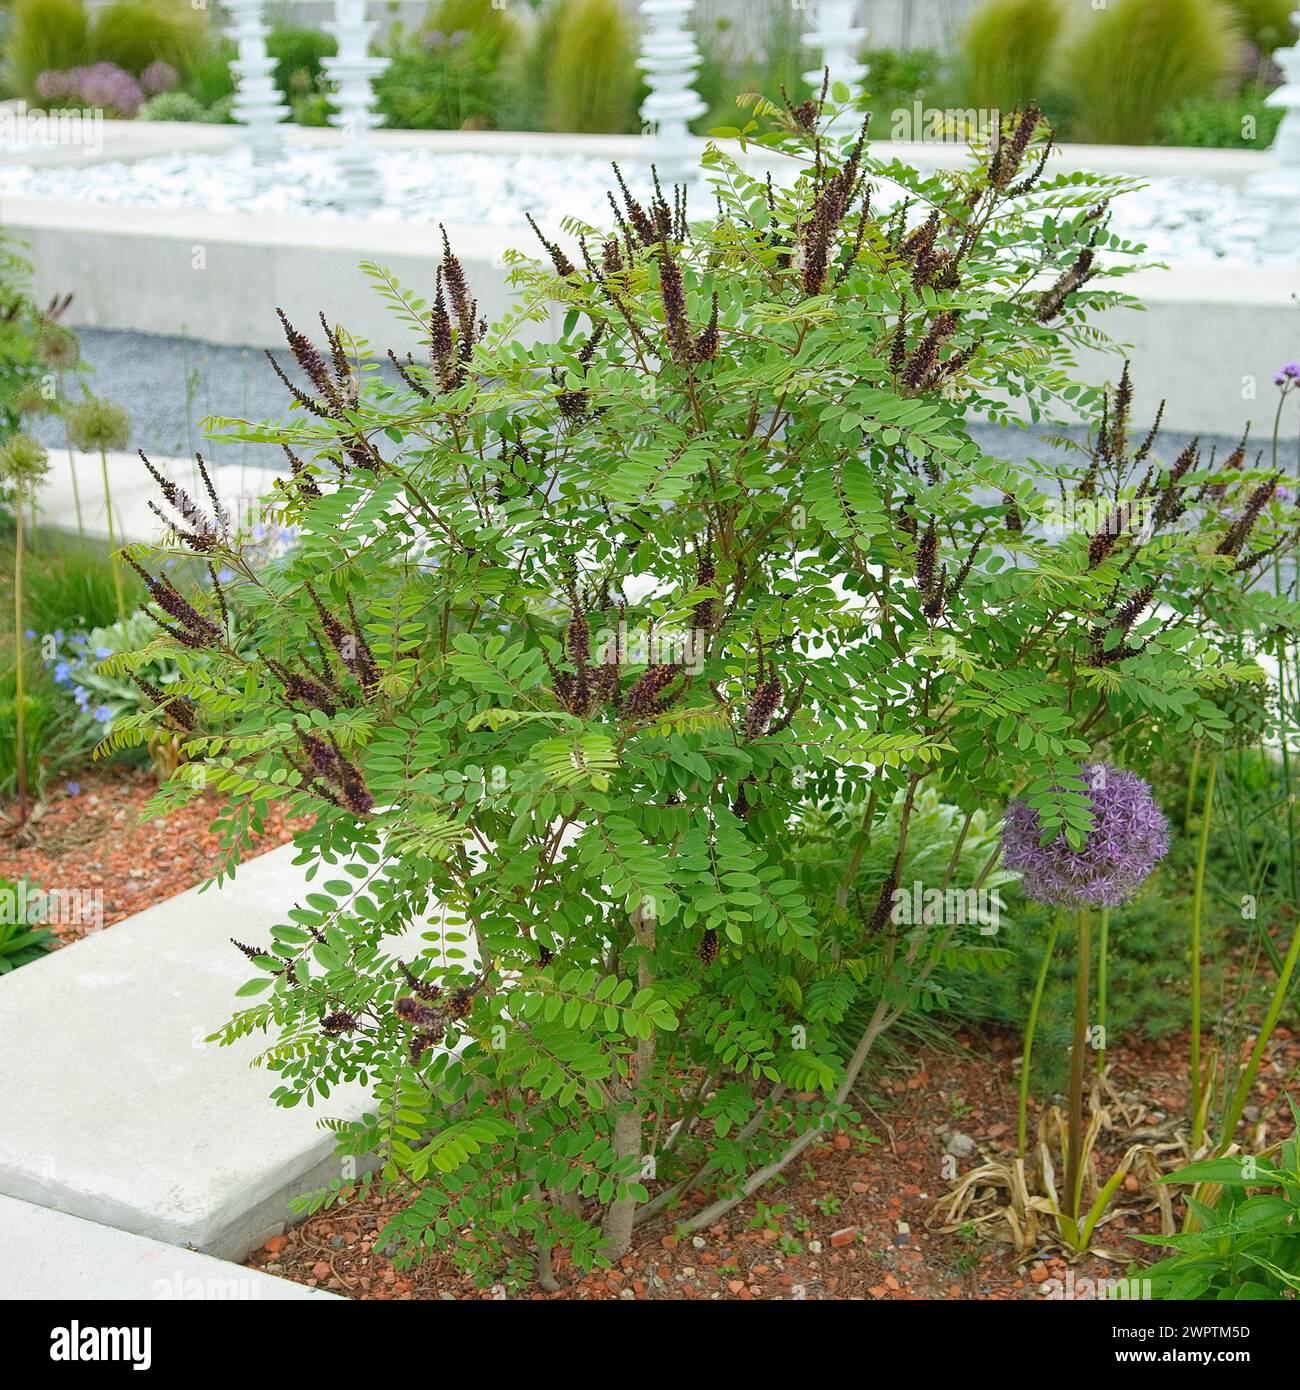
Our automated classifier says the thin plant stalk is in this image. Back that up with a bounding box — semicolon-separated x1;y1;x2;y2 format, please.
99;444;125;619
1216;915;1300;1153
1183;743;1200;835
58;372;84;535
12;495;29;825
1017;910;1060;1159
1189;751;1217;1151
1063;908;1092;1223
1095;908;1109;1077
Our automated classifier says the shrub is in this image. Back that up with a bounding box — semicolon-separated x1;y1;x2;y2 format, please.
541;0;639;134
1122;1122;1300;1299
0;236;45;443
1060;0;1241;145
139;89;205;122
424;0;518;66
35;62;145;117
4;0;91;102
958;0;1065;115
1224;0;1295;53
123;102;1297;1286
267;24;336;105
1159;85;1283;146
374;26;501;131
183;35;237;108
89;0;208;79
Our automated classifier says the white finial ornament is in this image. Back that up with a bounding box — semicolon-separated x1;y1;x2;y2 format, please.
227;0;289;164
637;0;706;185
1259;10;1300;254
322;0;390;212
802;0;868;133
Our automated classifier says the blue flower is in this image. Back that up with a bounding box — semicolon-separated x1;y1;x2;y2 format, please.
53;661;71;686
24;628;35;640
93;704;112;723
66;781;80;797
73;685;90;710
93;646;113;659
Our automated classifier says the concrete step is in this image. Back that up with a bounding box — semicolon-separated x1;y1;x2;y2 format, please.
0;1193;339;1300
0;843;374;1260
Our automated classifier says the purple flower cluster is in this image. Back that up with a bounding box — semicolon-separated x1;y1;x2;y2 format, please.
1274;362;1300;388
1001;762;1169;909
140;61;179;97
35;63;144;118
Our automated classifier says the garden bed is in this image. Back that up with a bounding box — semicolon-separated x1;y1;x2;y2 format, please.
0;770;305;942
242;1023;1300;1300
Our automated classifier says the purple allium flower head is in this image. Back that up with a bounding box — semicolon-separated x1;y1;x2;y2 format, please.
35;70;67;101
140;60;178;96
1001;762;1169;909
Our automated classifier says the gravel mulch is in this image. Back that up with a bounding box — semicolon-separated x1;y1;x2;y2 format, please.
0;769;305;941
243;1023;1299;1301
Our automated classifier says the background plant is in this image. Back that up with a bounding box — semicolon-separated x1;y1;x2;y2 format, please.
956;0;1065;119
539;0;638;135
1056;0;1241;145
1122;1116;1300;1299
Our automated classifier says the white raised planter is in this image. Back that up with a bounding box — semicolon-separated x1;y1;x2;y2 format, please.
4;123;1298;434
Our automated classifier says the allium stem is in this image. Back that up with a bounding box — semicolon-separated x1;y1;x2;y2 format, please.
1017;909;1059;1160
1182;743;1200;836
13;500;29;825
1188;752;1216;1151
1064;908;1092;1224
100;445;125;619
59;371;83;535
1095;909;1109;1078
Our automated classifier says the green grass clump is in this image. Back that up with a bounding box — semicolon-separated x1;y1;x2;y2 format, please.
4;0;91;101
89;0;209;79
958;0;1065;115
1060;0;1240;145
542;0;639;134
1224;0;1295;53
1159;84;1283;147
